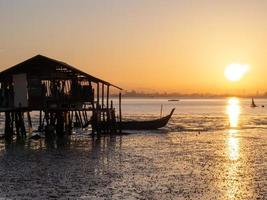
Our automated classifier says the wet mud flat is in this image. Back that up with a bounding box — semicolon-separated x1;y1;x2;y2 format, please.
0;130;266;200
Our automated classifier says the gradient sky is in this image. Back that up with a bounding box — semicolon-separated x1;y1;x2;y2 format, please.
1;0;267;94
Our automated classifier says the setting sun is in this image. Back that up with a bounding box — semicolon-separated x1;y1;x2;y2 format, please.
224;63;249;82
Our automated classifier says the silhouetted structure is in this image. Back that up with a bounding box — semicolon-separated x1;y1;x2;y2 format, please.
0;55;122;140
119;108;175;130
251;97;257;108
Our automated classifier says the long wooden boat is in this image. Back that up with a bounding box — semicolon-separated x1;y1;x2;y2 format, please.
118;108;175;130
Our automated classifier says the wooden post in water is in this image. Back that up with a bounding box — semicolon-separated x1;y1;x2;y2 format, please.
96;83;100;134
14;112;20;139
64;111;68;133
68;111;73;134
106;85;110;133
27;111;32;135
20;112;26;138
11;112;14;134
14;111;26;139
106;85;109;110
84;110;88;124
4;112;13;141
110;100;116;133
102;83;106;125
119;92;122;134
55;111;64;136
97;83;100;108
78;111;83;127
39;110;42;131
102;83;104;109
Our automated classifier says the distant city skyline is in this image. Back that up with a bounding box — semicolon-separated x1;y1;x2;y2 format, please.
1;0;267;94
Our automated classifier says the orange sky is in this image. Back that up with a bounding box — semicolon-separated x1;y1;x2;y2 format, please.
1;0;267;95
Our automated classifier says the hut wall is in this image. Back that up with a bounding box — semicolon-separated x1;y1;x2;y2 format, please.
13;73;28;108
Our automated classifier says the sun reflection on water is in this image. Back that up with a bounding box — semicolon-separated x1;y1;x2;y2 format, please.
226;97;240;128
226;98;241;161
227;134;239;161
225;98;242;199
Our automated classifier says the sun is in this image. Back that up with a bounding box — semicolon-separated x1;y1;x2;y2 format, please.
224;63;249;82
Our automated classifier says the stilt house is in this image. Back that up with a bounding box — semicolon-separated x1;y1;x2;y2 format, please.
0;55;122;139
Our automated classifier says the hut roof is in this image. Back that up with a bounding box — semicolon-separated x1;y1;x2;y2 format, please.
0;54;122;90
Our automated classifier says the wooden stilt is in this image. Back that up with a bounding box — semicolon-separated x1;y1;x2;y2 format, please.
106;85;110;111
55;111;64;136
101;83;106;127
96;83;100;135
84;110;88;123
27;111;32;135
106;85;110;133
102;83;104;109
70;111;74;128
4;112;13;141
78;111;83;127
82;110;89;127
19;112;26;138
44;111;49;127
110;100;116;133
97;83;100;108
39;110;42;131
68;111;73;134
14;112;20;139
119;92;122;134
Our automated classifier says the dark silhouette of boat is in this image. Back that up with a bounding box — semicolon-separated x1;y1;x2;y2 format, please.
29;132;42;140
251;98;257;108
168;99;179;102
118;108;175;130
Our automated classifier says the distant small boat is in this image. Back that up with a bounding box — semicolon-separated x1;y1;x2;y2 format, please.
168;99;179;102
251;98;257;108
118;108;175;130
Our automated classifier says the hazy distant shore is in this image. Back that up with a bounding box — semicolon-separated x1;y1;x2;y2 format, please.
111;91;267;98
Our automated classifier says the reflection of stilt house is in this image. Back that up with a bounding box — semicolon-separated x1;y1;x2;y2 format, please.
0;55;122;140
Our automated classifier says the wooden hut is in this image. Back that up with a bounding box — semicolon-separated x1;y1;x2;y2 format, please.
0;55;122;140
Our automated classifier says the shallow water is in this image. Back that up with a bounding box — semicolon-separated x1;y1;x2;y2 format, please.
0;98;267;199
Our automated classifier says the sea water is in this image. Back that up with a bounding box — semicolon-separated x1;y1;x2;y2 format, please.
0;98;266;199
